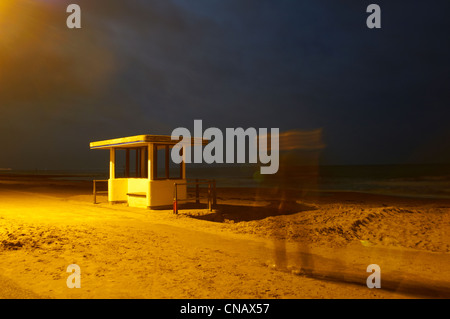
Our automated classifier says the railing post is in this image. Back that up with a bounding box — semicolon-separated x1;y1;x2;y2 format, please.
212;179;217;206
208;182;212;211
173;183;178;214
195;178;200;204
93;180;96;204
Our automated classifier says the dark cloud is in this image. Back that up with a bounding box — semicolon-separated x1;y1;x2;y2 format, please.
1;0;449;169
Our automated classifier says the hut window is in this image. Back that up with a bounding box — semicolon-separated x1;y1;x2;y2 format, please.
154;145;182;180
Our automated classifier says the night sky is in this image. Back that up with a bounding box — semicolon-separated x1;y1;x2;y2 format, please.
1;0;449;170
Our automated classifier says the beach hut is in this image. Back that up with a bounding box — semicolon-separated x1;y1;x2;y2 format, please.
90;135;208;209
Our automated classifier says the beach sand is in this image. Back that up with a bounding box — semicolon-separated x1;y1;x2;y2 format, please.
0;176;449;298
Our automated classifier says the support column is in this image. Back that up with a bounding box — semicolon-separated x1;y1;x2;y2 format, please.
147;144;153;209
144;147;148;178
109;148;116;179
148;144;153;181
109;148;115;204
141;147;146;178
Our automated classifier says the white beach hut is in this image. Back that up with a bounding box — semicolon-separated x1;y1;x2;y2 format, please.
90;135;208;209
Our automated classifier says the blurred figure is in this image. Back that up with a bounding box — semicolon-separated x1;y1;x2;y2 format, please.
255;128;325;209
255;128;325;274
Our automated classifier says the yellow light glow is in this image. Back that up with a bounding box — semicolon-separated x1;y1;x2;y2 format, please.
0;0;13;11
0;1;29;47
0;0;117;108
0;0;18;21
0;1;52;69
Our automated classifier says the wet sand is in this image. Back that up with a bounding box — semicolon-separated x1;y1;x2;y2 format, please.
0;176;449;298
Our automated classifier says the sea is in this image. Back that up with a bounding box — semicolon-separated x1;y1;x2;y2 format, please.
2;164;450;200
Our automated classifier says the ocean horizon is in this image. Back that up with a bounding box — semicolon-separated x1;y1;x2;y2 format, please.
2;163;450;200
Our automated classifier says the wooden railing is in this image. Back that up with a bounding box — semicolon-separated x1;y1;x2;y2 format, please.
173;179;216;214
93;179;108;204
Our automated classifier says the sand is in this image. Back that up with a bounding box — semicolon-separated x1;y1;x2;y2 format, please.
0;177;449;299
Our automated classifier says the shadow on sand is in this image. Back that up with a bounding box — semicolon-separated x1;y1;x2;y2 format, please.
180;200;317;223
178;201;450;298
292;252;450;299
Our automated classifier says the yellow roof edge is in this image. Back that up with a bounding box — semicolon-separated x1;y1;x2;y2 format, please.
90;134;208;149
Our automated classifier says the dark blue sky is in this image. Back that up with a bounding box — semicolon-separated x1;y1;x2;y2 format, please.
1;0;449;169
